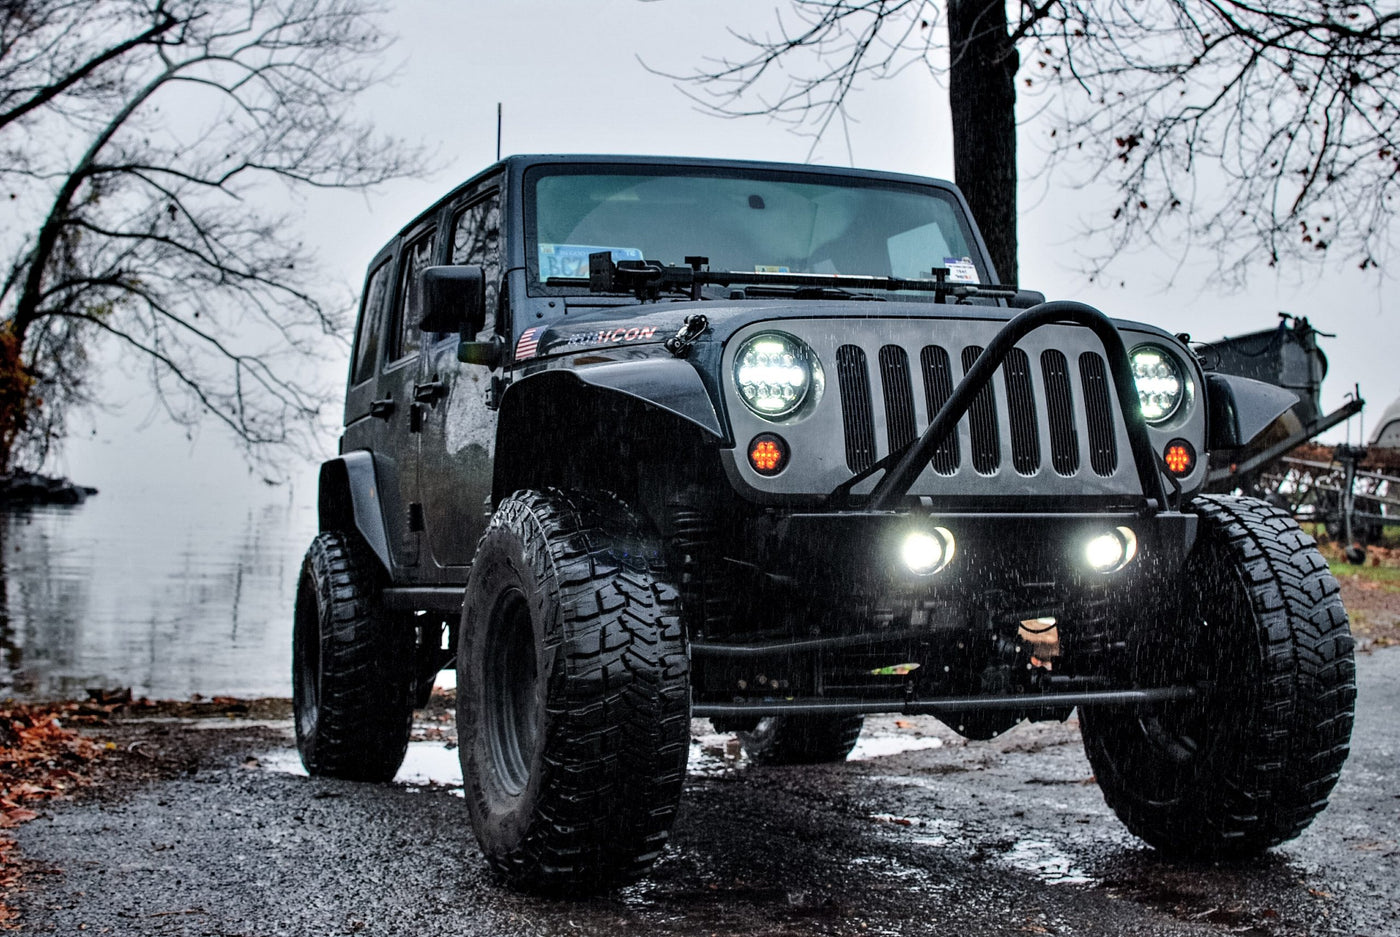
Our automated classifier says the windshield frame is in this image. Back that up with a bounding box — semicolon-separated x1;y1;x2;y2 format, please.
520;160;991;300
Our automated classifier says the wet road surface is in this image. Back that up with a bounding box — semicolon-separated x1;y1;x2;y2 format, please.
14;647;1400;936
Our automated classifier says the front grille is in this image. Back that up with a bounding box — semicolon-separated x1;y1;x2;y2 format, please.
836;341;1120;482
1003;348;1041;475
1079;352;1118;477
837;344;876;473
878;345;917;454
1040;350;1080;476
961;346;1001;474
918;346;959;474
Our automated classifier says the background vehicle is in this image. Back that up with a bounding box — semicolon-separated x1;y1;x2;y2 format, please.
1202;314;1396;561
293;156;1356;894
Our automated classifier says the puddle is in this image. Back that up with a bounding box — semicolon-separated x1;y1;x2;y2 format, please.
848;852;937;883
688;724;743;777
687;716;948;773
999;838;1095;885
263;712;951;789
849;734;944;760
260;740;465;795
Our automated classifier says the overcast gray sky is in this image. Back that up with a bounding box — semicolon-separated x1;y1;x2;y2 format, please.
62;0;1395;497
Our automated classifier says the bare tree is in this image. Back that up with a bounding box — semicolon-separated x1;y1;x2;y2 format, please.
0;0;421;472
1033;2;1400;282
659;1;1400;286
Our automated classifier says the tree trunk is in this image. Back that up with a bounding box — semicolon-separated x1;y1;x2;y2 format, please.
947;0;1019;285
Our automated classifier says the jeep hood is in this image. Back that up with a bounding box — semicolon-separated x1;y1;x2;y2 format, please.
518;298;1178;363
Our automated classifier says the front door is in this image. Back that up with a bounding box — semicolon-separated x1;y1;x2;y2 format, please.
374;222;439;569
418;187;503;577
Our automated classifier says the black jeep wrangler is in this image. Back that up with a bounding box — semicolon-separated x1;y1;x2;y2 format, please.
294;155;1355;893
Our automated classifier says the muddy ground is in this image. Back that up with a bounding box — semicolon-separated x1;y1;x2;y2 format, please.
5;644;1399;937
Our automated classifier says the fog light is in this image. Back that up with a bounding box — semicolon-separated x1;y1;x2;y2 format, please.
902;527;956;575
1084;526;1138;573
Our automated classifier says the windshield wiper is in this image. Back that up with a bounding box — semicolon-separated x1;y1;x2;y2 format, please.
731;284;887;301
577;252;1021;304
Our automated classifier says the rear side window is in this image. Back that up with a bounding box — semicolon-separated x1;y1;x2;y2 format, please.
393;232;436;362
452;193;502;329
350;261;392;386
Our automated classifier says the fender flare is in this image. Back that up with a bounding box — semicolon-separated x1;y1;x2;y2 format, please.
1205;373;1300;450
317;451;392;573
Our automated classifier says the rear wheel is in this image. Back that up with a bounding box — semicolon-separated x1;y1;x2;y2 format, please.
457;489;690;894
292;532;415;782
1081;495;1355;858
739;715;864;766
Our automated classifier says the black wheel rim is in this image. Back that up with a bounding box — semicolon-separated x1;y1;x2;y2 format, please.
293;570;320;739
1106;556;1254;801
483;589;540;797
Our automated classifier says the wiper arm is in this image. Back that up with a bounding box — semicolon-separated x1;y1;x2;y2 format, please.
585;252;1021;304
736;284;886;301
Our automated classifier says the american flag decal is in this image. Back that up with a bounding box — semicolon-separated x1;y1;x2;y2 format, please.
514;327;542;360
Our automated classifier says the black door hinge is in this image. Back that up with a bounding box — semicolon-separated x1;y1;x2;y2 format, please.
408;502;425;532
485;375;508;410
409;403;424;434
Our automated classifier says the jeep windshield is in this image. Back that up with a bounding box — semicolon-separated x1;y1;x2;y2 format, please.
524;164;989;300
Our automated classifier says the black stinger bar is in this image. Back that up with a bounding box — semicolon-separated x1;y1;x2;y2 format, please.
863;301;1170;511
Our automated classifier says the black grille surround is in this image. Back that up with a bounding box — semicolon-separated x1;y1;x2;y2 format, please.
721;315;1208;504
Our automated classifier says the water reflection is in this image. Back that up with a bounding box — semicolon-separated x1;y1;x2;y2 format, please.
0;484;315;700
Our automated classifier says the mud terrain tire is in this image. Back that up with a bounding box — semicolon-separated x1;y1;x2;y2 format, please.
457;489;690;894
1081;495;1355;858
739;715;864;765
293;531;415;782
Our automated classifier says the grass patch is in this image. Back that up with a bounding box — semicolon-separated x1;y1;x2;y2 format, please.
1330;562;1400;590
1318;538;1400;590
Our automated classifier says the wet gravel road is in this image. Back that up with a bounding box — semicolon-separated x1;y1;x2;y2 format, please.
14;647;1400;936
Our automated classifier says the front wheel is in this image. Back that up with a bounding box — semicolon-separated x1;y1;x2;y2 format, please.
1081;495;1355;858
457;489;690;894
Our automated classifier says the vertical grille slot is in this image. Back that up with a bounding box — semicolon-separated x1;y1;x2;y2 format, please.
1079;351;1119;476
837;345;876;473
919;345;960;474
878;345;917;453
1040;350;1080;475
961;346;1001;474
1003;347;1040;475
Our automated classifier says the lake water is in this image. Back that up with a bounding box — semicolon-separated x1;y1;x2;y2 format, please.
0;482;317;701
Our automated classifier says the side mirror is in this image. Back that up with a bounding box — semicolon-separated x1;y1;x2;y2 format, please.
420;265;485;335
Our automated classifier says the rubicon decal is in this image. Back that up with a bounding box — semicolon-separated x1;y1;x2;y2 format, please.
565;326;658;347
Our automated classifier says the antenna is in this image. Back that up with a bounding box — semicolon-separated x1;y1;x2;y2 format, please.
496;102;502;162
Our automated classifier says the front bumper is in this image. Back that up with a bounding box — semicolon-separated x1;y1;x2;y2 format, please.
766;509;1198;601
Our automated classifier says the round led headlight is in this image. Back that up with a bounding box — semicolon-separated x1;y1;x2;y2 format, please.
734;332;821;419
1130;344;1187;424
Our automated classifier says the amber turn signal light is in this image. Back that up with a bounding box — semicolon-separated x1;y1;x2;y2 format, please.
748;433;788;475
1163;438;1195;476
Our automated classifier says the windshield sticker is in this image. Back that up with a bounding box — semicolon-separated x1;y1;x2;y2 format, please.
944;256;980;284
754;265;790;274
566;326;659;347
538;244;642;280
515;327;542;360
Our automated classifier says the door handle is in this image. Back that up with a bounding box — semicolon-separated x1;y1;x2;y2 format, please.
369;397;395;418
413;380;448;404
